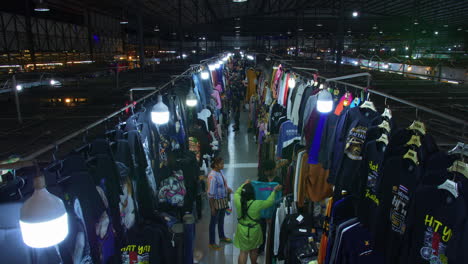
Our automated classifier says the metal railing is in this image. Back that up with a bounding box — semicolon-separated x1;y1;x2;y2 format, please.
261;52;468;140
1;54;226;165
18;67;192;162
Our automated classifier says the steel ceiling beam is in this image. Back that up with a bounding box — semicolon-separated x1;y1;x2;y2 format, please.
203;0;218;23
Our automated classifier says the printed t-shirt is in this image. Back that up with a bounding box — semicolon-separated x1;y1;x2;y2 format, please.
400;186;466;264
251;181;282;218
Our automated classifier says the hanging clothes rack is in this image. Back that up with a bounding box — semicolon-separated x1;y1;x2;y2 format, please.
4;58;222;165
259;52;468;130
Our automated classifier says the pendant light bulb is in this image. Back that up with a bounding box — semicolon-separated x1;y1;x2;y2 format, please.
208;64;216;71
288;77;296;89
151;95;170;125
34;0;50;12
317;90;333;113
186;89;198;107
20;175;68;248
201;70;210;80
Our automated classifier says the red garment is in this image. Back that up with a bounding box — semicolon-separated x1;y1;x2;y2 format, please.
333;93;353;116
282;73;290;107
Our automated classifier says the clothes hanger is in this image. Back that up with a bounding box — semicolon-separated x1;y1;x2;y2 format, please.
403;149;419;165
408;109;426;135
405;135;422;148
448;142;466;155
378;120;391;133
437;179;459;198
359;90;377;111
447;142;468;178
382;108;392;119
408;120;426;135
448;160;468;178
45;146;72;184
376;133;389;145
359;100;377;112
381;98;392;119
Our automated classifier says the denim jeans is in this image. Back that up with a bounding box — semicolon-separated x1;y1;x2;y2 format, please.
209;209;226;244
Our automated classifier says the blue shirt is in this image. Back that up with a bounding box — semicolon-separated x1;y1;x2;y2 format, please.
276;120;300;158
207;170;227;199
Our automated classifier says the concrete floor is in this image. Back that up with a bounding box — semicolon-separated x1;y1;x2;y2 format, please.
195;112;263;264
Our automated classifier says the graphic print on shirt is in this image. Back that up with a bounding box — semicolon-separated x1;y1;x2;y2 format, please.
390;185;410;234
158;170;186;207
95;180;116;263
188;137;201;162
115;162;136;232
419;215;453;264
344;126;368;160
364;160;381;205
158;136;170;168
67;197;93;264
141;137;157;196
121;245;151;264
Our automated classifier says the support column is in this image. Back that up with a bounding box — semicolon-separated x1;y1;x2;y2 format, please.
137;1;145;70
86;9;94;61
0;13;11;64
178;0;184;59
195;0;199;56
25;0;37;70
336;0;345;74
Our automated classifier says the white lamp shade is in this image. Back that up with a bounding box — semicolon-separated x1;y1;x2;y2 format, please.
151;95;170;125
186;89;198;107
186;99;197;107
20;188;68;248
215;63;221;69
208;64;216;71
317;90;333;113
201;71;210;80
288;77;296;89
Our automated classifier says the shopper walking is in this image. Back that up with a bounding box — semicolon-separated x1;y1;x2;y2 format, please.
207;157;233;250
231;73;243;131
234;179;282;264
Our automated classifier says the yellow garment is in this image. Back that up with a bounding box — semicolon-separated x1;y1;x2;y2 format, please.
270;69;278;99
246;68;257;101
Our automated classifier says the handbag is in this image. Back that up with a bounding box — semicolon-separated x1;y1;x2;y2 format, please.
214;197;230;210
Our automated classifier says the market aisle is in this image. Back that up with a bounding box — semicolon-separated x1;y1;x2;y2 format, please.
195;112;263;264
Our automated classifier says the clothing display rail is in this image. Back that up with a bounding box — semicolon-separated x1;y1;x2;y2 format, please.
128;87;156;102
261;53;468;129
16;66;197;163
13;51;228;163
249;52;468;264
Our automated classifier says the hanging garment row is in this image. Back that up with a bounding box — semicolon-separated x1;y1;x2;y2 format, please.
0;53;239;264
245;61;468;264
0;88;216;264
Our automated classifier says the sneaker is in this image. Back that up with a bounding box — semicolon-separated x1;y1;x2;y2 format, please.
208;244;222;250
220;237;233;243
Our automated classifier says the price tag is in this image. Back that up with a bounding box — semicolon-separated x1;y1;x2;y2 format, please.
296;214;304;223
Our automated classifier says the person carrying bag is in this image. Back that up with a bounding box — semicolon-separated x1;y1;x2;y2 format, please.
207;157;233;250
